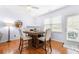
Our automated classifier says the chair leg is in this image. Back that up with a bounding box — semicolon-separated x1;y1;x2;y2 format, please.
18;40;22;50
20;40;23;54
49;40;52;54
25;40;29;48
44;42;47;54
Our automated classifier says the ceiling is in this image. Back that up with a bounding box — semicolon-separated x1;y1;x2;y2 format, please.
0;5;65;26
0;5;65;17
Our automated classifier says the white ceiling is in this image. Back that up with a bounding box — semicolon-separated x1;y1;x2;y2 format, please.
0;5;64;17
0;5;65;27
0;5;65;26
18;5;65;17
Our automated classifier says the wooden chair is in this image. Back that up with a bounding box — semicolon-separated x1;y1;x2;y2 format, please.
18;29;32;54
38;29;52;54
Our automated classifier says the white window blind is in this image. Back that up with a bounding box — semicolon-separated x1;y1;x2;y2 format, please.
44;18;51;31
44;16;62;32
51;16;62;32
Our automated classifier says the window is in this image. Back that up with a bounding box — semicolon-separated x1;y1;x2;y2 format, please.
44;18;51;31
44;16;62;32
51;16;62;32
67;15;79;42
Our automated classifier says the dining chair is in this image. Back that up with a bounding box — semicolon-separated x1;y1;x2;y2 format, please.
38;29;52;54
18;28;32;54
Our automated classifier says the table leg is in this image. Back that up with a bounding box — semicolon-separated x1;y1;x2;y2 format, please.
28;40;32;48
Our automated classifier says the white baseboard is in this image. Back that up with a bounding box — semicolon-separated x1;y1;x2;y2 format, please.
63;44;79;52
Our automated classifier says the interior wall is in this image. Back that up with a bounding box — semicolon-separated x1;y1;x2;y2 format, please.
0;19;36;43
1;5;79;45
0;6;36;43
0;18;36;43
36;5;79;45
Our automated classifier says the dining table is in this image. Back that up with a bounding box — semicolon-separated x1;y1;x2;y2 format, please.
23;30;45;48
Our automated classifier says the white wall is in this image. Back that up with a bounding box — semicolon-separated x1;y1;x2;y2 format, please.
1;5;79;46
36;5;79;45
0;6;36;43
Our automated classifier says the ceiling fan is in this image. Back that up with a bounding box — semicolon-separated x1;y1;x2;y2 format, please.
19;5;39;9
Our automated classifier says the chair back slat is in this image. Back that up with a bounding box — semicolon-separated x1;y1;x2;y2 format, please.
45;29;51;41
19;28;26;39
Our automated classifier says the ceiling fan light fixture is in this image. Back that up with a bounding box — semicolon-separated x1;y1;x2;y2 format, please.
19;5;39;9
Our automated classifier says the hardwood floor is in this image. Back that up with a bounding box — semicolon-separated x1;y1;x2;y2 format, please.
0;39;67;54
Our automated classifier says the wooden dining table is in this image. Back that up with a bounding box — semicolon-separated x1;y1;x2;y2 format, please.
23;30;44;48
